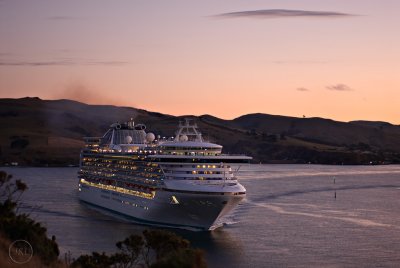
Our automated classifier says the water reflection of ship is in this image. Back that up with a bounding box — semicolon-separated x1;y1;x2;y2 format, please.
77;202;244;266
175;228;244;265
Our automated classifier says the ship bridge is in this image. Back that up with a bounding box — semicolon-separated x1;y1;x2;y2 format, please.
159;141;222;156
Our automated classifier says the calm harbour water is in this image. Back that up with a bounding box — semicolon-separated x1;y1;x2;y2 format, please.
3;164;400;267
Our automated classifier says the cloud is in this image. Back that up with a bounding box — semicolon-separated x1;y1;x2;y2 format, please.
47;16;81;20
326;84;353;91
0;59;129;67
296;87;309;92
55;49;76;53
214;9;357;19
273;60;327;64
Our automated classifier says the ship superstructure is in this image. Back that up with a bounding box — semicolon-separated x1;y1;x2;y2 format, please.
78;118;251;230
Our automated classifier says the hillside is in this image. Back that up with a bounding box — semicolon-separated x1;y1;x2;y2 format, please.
1;97;400;166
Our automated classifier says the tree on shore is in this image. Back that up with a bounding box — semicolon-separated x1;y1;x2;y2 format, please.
0;171;60;266
71;229;207;268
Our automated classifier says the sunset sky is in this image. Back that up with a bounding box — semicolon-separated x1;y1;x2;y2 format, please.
0;0;399;123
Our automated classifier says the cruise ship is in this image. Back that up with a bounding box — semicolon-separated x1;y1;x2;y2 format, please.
78;118;252;230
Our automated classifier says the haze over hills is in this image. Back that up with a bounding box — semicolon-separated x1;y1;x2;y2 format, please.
1;97;399;166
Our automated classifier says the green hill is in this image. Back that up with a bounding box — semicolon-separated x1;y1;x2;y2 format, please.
1;97;399;166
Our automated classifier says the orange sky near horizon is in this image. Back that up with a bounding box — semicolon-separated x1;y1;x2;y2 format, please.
0;0;399;123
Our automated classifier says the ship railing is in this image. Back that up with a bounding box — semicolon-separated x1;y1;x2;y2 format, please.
83;137;102;144
219;153;251;156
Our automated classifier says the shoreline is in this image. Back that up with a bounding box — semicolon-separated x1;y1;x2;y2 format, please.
1;162;399;168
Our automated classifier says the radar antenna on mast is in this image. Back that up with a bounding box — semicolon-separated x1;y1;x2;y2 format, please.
174;118;203;142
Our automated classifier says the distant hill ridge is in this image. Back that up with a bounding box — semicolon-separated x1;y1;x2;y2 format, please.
0;97;399;165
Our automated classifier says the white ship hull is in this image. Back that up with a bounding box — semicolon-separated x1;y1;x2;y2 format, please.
78;183;245;230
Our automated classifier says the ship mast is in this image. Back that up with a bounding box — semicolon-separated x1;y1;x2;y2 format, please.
174;118;203;142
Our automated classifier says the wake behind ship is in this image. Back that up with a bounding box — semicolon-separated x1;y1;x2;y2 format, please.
78;118;252;230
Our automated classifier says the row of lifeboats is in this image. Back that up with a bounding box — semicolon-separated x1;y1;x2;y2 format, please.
124;182;156;192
